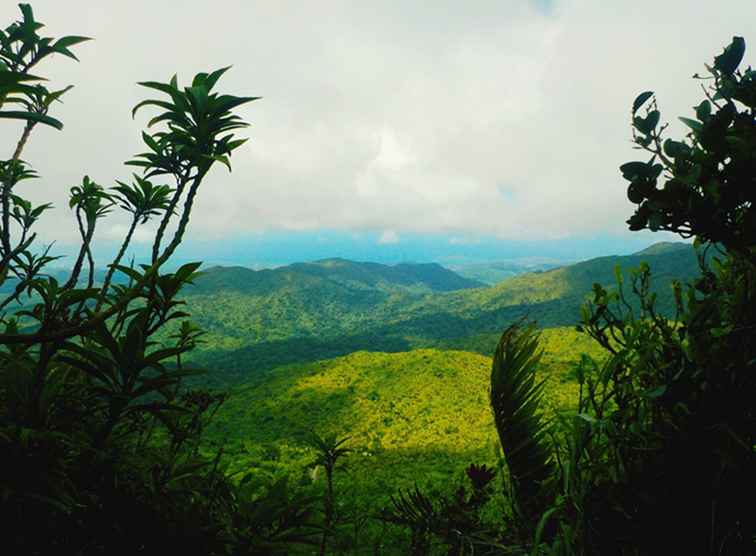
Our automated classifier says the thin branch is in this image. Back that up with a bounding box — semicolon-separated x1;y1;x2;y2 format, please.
96;215;139;311
2;121;36;262
151;173;187;264
63;208;95;290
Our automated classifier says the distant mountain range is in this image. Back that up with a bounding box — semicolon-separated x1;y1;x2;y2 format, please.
448;260;564;285
177;242;700;385
190;258;483;295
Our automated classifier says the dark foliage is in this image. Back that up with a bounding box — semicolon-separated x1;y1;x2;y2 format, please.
380;463;499;555
488;36;756;555
0;4;317;554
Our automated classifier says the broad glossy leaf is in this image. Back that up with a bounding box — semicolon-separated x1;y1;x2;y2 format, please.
619;161;649;180
632;91;654;114
714;36;746;75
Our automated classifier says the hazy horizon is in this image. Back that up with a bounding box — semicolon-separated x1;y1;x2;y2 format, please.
3;1;750;268
41;232;685;273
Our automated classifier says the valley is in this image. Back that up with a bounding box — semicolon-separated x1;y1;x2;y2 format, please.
174;241;700;550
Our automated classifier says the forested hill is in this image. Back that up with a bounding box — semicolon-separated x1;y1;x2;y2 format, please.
181;241;700;385
189;258;483;295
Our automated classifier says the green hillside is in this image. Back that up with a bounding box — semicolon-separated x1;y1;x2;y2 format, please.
190;258;483;295
449;260;562;285
183;242;700;386
206;328;601;544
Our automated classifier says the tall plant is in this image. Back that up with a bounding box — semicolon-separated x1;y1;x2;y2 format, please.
490;36;756;556
0;4;316;554
489;323;554;528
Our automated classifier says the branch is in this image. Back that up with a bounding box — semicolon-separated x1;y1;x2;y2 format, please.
151;173;188;264
63;208;95;290
96;215;139;311
1;121;36;264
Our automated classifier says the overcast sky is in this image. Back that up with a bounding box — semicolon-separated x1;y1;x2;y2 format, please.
3;0;756;262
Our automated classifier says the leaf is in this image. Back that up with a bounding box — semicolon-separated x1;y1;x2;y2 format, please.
42;85;74;108
619;161;649;180
112;264;144;283
490;323;553;519
648;212;664;231
204;154;232;172
52;35;92;50
679;117;702;132
632;91;654;114
131;99;174;119
0;111;63;130
695;100;711;121
714;36;746;75
19;4;35;24
532;506;561;554
205;66;231;91
663;139;689;158
0;72;44;87
643;385;667;399
174;261;202;282
633;110;660;134
50;36;92;61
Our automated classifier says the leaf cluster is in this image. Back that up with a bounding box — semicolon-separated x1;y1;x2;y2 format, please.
624;36;756;263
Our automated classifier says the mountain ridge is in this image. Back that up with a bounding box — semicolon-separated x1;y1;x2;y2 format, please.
192;258;483;295
180;241;702;385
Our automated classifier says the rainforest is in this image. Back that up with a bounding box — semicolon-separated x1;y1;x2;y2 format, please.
1;3;755;555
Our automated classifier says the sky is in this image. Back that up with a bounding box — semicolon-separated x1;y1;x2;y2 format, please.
3;0;756;267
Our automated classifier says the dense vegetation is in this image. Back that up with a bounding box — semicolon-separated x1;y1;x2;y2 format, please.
1;4;753;555
180;242;698;386
446;260;561;285
0;5;317;554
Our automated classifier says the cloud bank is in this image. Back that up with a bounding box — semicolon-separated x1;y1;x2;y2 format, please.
4;0;756;246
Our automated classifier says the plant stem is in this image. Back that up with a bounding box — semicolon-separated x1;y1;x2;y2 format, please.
97;216;138;311
1;121;36;265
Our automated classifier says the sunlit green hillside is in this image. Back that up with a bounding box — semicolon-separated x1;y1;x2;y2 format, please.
206;328;601;525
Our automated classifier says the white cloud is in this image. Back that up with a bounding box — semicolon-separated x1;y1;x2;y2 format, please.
4;0;756;246
101;224;155;244
449;237;481;246
377;230;400;245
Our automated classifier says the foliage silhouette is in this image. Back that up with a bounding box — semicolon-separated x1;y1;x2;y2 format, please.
0;4;319;555
485;36;756;555
490;323;554;527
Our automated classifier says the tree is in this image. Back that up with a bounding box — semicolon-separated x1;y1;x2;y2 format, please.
0;4;316;554
305;432;352;555
490;37;756;555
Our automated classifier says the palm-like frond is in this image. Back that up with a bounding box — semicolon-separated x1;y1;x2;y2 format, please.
128;67;259;177
112;175;173;223
490;323;554;520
